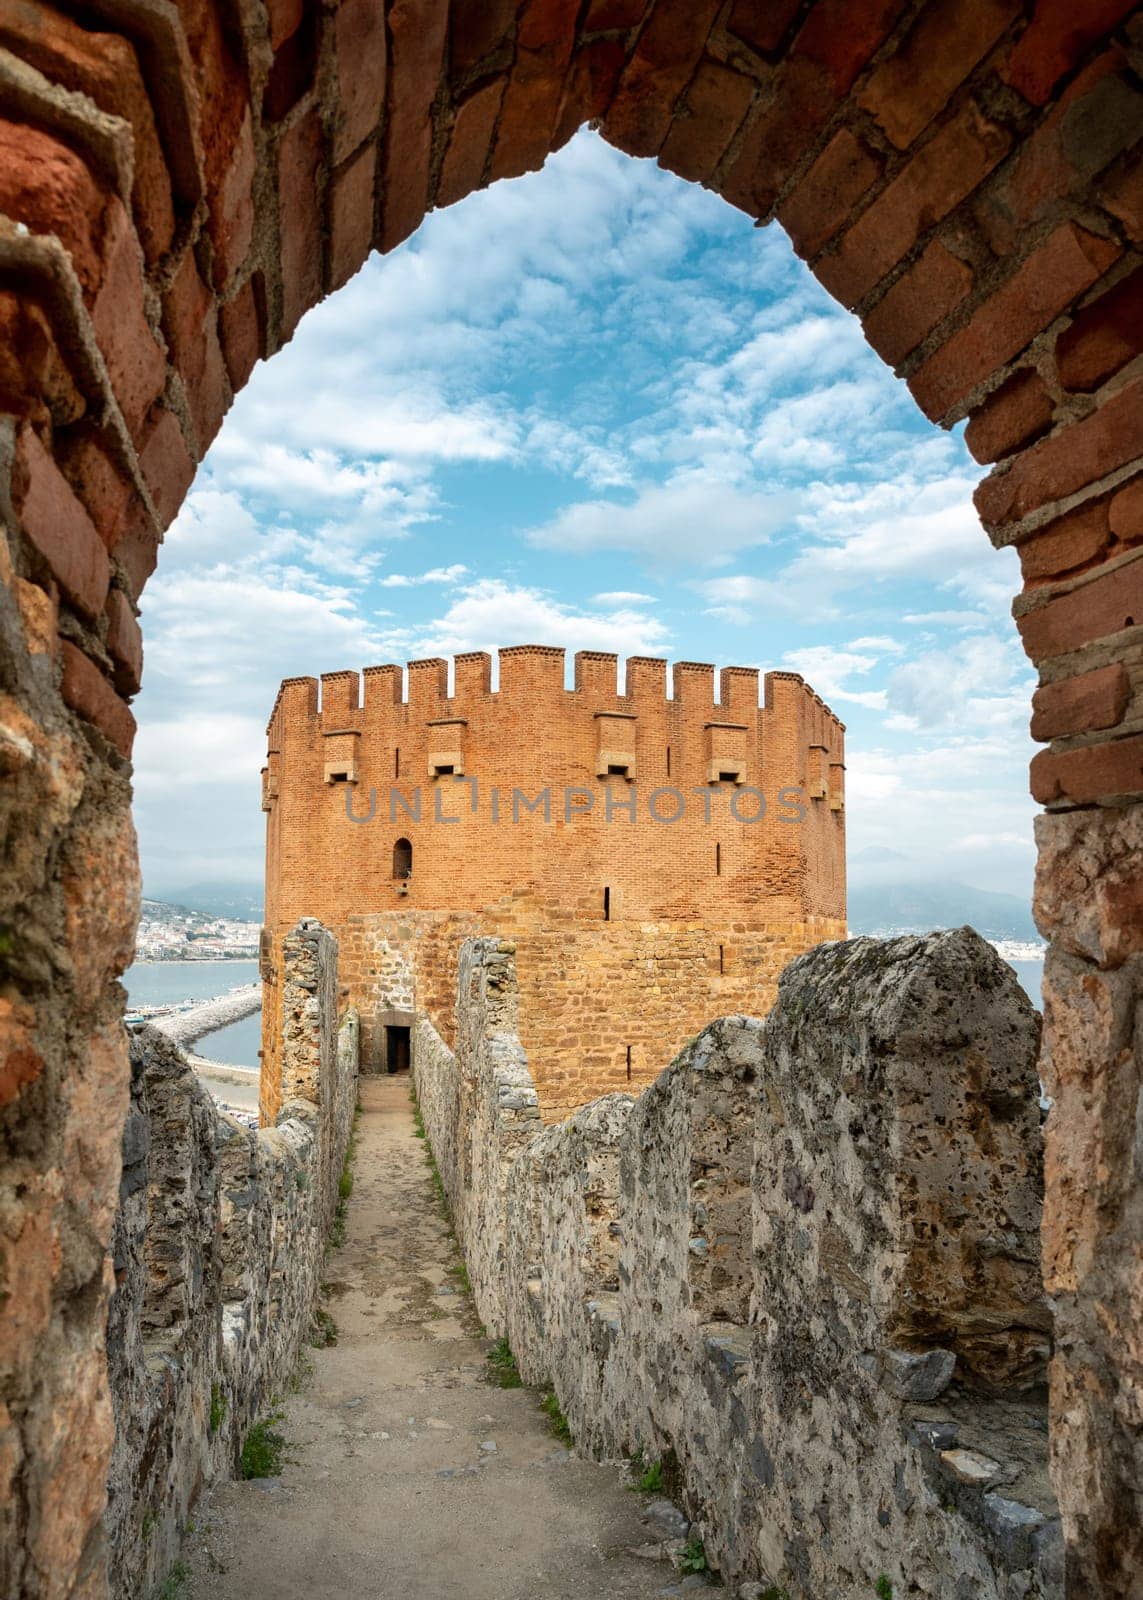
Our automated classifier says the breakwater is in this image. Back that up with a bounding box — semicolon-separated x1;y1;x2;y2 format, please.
145;982;261;1049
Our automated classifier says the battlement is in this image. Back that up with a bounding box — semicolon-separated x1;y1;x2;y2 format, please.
265;647;846;747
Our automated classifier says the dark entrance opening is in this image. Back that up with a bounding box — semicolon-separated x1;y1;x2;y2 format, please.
387;1025;411;1074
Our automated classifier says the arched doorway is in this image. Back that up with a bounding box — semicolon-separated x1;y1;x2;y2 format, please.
0;4;1138;1593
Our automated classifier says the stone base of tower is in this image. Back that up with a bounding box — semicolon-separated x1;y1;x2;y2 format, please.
259;910;847;1125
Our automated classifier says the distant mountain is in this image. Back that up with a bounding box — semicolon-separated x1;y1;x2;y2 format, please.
847;879;1039;943
145;883;264;921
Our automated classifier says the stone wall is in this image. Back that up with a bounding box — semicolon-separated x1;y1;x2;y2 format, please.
414;930;1062;1597
105;921;356;1600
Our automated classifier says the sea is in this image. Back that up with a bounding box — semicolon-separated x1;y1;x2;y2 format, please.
1006;959;1044;1008
124;959;261;1068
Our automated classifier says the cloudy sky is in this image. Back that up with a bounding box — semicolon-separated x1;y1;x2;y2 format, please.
133;129;1036;905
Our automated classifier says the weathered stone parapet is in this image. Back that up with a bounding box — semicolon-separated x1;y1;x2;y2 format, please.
105;922;357;1600
414;929;1060;1598
1033;806;1143;1594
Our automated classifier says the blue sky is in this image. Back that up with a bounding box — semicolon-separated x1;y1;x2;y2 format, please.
133;129;1037;903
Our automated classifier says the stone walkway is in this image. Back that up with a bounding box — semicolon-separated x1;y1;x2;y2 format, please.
182;1076;706;1600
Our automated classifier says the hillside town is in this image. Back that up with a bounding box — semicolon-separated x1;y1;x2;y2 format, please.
135;898;260;961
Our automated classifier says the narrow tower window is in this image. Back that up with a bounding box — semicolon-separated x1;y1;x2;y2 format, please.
666;746;672;777
719;944;725;974
603;886;611;922
625;1044;632;1082
393;838;413;880
394;747;400;778
716;842;722;876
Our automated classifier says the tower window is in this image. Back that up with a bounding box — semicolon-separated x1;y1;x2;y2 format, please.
394;747;400;778
716;842;722;876
603;886;611;922
393;838;413;880
625;1044;632;1082
719;944;725;974
606;763;630;778
717;771;737;784
666;746;671;777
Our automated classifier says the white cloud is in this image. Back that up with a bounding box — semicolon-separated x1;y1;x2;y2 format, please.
408;578;671;663
884;635;1032;733
527;480;794;564
782;644;889;710
379;564;468;588
592;590;657;605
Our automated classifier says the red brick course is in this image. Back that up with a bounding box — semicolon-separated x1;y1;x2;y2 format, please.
909;222;1119;420
1031;731;1143;804
1031;662;1130;742
659;58;754;184
14;426;109;621
863;239;973;367
814;102;1011;310
976;378;1143;528
1000;0;1137;106
858;0;1020;150
964;369;1056;465
59;639;136;758
1056;266;1143;394
437;79;506;208
1018;499;1111;584
778;128;883;260
1017;556;1143;661
0;0;175;265
329;143;376;292
333;0;388;163
104;588;143;697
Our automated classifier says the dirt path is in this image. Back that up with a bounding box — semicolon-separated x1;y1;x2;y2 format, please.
183;1076;707;1600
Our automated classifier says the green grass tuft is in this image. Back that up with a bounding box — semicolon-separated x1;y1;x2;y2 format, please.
486;1337;523;1388
158;1559;189;1599
310;1306;338;1347
540;1390;573;1446
634;1457;663;1493
875;1578;893;1600
678;1536;707;1575
240;1414;287;1479
209;1382;227;1435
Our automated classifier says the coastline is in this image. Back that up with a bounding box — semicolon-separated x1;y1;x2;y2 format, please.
145;983;261;1048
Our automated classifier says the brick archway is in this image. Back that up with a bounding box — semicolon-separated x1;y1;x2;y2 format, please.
0;4;1139;1595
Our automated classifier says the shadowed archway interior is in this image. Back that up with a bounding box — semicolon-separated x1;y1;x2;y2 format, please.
0;1;1140;1595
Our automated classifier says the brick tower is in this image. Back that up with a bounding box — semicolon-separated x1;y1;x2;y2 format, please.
261;646;845;1121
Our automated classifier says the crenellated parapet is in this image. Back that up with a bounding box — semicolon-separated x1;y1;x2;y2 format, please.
262;646;845;812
